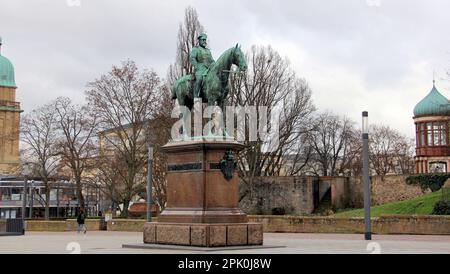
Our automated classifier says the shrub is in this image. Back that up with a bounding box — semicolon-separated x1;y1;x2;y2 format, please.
432;201;450;215
406;173;450;192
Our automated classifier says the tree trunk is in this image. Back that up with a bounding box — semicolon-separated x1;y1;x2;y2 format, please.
121;199;130;218
45;187;50;220
76;182;85;211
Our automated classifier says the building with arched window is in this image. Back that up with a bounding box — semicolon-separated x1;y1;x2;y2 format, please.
413;81;450;173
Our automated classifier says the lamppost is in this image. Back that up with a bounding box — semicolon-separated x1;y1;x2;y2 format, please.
56;187;60;218
21;162;32;229
21;177;28;234
362;111;372;240
29;180;35;218
147;144;154;222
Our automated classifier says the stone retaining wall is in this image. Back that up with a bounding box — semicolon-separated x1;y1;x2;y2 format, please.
106;219;152;232
23;215;450;235
241;175;428;214
249;215;450;235
240;177;317;215
26;219;101;231
0;219;6;232
25;221;67;232
66;219;101;231
345;175;427;207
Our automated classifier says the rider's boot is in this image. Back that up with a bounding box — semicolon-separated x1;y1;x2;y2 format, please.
194;79;202;98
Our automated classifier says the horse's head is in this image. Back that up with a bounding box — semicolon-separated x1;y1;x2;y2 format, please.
232;44;247;71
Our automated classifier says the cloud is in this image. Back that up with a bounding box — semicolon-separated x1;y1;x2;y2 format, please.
1;0;449;139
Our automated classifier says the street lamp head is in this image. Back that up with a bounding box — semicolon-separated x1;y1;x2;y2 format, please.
362;111;369;135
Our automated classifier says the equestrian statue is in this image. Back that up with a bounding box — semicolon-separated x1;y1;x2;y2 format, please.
171;33;247;137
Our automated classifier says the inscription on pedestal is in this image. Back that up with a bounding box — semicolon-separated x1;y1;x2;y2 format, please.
167;163;202;172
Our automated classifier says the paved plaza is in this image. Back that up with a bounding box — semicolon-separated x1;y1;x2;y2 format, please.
0;232;449;254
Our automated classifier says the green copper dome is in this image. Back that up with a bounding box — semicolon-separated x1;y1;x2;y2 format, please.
413;83;449;117
0;37;17;88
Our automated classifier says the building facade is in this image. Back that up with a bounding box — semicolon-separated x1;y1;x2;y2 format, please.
413;81;450;173
0;37;21;175
0;176;100;219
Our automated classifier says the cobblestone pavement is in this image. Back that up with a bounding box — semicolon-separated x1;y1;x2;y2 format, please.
0;232;449;254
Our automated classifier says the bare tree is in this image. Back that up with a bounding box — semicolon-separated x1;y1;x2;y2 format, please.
54;97;98;212
369;125;415;175
20;103;61;219
395;137;415;174
282;134;314;176
306;111;355;176
229;45;315;199
147;85;175;210
338;128;363;176
167;6;205;84
85;60;161;217
369;125;398;175
94;153;128;217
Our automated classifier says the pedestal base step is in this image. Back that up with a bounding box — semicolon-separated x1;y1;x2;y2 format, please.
123;243;284;252
143;222;263;247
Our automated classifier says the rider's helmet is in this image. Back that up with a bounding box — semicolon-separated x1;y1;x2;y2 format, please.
198;33;207;40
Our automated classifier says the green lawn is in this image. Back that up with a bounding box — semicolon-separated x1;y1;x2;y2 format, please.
334;190;443;218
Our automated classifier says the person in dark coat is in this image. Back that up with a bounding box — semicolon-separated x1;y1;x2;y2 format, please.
76;208;87;234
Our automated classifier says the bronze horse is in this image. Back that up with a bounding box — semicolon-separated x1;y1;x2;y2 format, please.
171;44;247;137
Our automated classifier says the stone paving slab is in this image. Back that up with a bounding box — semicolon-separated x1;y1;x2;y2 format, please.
0;232;449;254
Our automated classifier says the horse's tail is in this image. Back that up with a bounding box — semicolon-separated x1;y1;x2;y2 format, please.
171;84;177;100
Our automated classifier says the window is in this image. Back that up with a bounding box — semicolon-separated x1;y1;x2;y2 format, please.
432;122;447;146
418;121;448;147
420;123;426;146
427;123;433;146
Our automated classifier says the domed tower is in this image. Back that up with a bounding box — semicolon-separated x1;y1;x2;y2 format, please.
413;81;450;174
0;37;21;174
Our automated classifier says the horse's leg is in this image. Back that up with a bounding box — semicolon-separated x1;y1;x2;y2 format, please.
193;97;202;137
202;97;217;138
206;102;214;137
202;82;213;137
178;96;190;140
216;98;224;138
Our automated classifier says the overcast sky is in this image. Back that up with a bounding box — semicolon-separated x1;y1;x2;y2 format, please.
1;0;450;138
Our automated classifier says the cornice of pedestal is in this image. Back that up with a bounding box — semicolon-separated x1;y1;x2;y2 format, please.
162;139;246;153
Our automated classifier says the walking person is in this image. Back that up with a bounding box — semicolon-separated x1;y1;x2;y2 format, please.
76;208;87;234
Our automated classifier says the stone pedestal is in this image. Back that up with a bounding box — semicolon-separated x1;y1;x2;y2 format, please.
143;139;263;247
143;222;263;247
